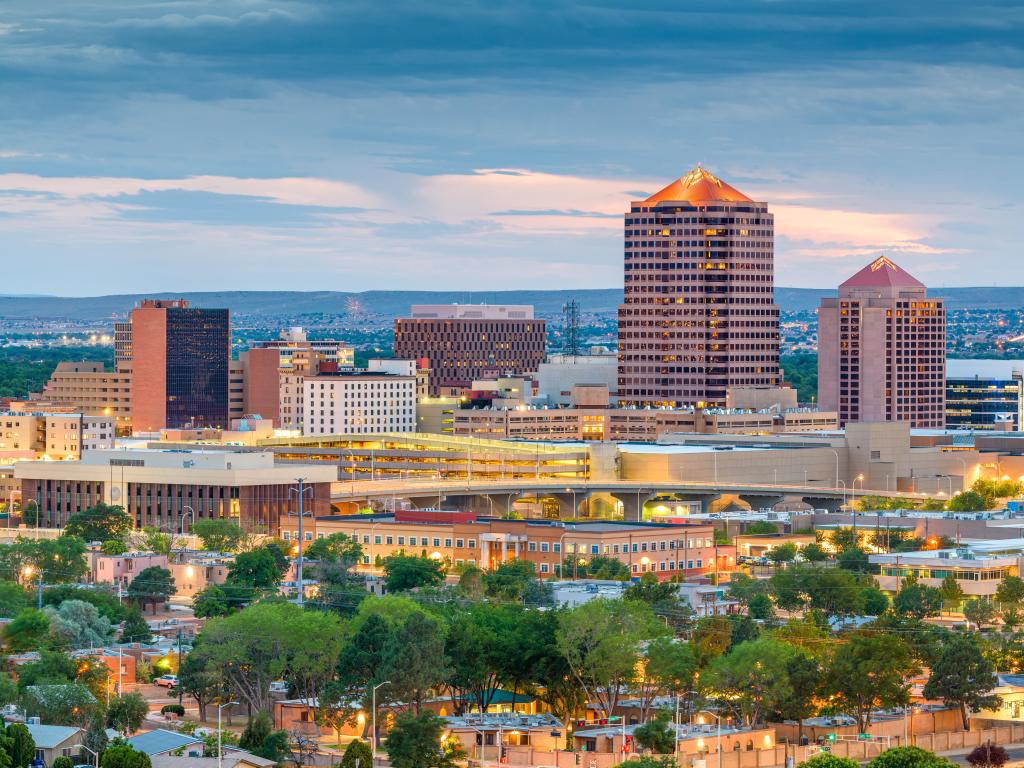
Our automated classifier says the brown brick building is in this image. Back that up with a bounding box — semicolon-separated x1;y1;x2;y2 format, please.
617;167;780;408
394;305;546;396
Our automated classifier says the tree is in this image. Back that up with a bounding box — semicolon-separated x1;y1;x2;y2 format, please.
633;710;676;754
42;585;127;623
995;576;1024;610
305;532;362;565
0;581;29;619
192;585;234;618
964;599;998;628
616;759;678;768
557;598;667;718
53;759;74;768
636;636;696;722
867;747;956;768
385;711;464;768
45;599;114;647
894;580;942;619
939;575;965;615
799;756;860;768
191;519;246;553
744;521;779;535
570;555;631;580
84;710;109;757
824;632;917;732
482;559;543;602
861;586;889;616
15;650;78;689
829;527;857;551
800;542;829;563
177;649;221;723
101;540;129;555
4;608;54;652
107;692;149;735
383;555;446;592
381;611;448;713
444;603;514;713
6;722;35;768
766;543;798;563
64;503;132;543
342;739;374;768
119;608;152;644
239;710;275;754
100;744;152;768
127;567;176;615
23;682;97;726
132;526;178;556
624;573;679;606
836;546;871;573
774;653;821;742
948;491;987;513
922;634;999;729
966;744;1010;768
708;637;799;726
748;593;775;620
226;546;287;594
458;565;485;599
188;602;344;714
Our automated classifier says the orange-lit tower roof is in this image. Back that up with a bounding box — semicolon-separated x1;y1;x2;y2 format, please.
644;166;753;204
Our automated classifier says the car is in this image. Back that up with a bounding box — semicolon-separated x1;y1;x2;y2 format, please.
154;674;179;688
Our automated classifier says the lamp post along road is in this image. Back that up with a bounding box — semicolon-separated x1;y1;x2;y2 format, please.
372;680;391;762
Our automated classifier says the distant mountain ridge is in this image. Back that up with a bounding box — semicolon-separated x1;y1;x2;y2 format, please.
0;286;1020;321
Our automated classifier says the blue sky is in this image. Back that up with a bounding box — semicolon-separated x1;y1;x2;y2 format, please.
1;0;1022;294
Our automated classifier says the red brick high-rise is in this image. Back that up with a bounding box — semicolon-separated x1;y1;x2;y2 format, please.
617;167;780;407
818;256;946;427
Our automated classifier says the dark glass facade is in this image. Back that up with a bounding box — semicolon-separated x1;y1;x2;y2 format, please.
165;308;230;428
946;376;1023;431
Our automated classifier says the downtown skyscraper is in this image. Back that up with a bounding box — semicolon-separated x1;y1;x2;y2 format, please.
617;167;780;407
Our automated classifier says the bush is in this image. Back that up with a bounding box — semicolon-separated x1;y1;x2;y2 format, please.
160;704;185;717
52;758;74;768
341;739;374;768
867;747;956;768
799;756;860;768
966;744;1009;768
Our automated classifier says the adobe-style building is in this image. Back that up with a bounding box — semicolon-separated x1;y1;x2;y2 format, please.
818;256;946;428
617;167;780;408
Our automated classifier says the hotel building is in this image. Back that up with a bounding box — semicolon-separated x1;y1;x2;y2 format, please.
617;167;780;408
818;256;946;428
302;368;417;435
32;361;133;434
946;372;1023;432
393;305;546;396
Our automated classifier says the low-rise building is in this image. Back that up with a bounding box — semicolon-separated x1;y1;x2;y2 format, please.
303;370;416;436
0;410;115;461
14;449;336;533
285;510;734;581
168;552;233;599
870;539;1024;609
446;713;564;761
92;552;168;586
24;723;83;766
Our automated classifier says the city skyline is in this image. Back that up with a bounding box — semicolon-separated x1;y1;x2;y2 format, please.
1;1;1022;294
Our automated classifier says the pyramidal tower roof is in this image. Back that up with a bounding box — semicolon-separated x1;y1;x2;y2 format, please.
840;256;925;291
645;166;753;204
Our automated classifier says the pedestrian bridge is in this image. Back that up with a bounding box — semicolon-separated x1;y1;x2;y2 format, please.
329;477;927;520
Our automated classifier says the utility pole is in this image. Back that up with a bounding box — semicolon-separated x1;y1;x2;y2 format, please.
36;571;42;609
289;478;313;607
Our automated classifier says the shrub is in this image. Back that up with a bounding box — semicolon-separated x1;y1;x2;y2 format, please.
161;704;185;717
799;756;860;768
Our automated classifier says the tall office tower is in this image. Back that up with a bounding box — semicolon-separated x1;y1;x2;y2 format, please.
130;299;230;433
393;305;546;396
617;167;780;407
114;321;132;365
818;256;946;428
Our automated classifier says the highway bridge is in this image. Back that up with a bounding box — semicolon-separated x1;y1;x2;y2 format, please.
329;477;929;520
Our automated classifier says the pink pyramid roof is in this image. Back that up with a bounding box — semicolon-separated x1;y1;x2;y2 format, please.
645;167;753;204
840;256;925;290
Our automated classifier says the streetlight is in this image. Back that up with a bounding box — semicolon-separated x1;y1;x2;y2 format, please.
691;710;723;768
852;474;864;537
828;448;840;489
372;680;392;761
179;504;195;536
218;701;240;768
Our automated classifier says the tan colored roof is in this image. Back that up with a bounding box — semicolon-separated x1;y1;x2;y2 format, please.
645;167;753;204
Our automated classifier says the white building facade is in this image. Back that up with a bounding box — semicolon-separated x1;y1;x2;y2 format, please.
302;373;416;435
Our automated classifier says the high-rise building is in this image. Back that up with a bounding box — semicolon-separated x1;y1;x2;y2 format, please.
393;305;546;396
130;299;230;433
818;256;946;428
617;167;780;407
946;372;1023;431
303;369;417;436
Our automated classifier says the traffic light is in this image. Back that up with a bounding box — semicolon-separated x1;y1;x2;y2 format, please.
501;747;508;764
826;733;836;743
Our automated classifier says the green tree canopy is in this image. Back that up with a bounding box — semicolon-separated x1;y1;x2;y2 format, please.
119;608;152;644
894;580;942;619
867;747;956;768
922;633;999;728
107;692;149;735
190;519;246;553
707;637;800;727
823;632;917;732
305;532;363;565
633;710;676;754
64;504;133;543
126;567;176;614
385;712;464;768
799;756;860;768
947;491;987;513
383;555;446;592
44;599;114;648
100;744;152;768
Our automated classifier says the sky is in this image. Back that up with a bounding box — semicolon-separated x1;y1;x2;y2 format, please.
1;0;1022;295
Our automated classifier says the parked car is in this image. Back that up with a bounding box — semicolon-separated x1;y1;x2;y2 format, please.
154;674;179;688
